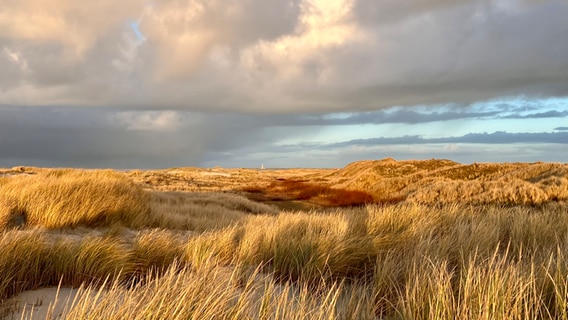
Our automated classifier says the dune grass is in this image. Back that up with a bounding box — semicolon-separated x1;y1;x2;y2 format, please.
149;191;277;232
0;170;151;229
49;260;352;320
2;167;568;319
0;169;276;232
330;159;568;206
3;203;568;319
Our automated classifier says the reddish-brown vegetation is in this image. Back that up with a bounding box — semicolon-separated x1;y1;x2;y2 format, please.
243;179;377;207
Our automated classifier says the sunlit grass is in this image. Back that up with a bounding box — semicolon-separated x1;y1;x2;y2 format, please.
1;166;568;319
0;170;151;229
333;159;568;206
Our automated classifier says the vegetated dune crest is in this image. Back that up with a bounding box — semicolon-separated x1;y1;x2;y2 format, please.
1;159;568;319
2;158;567;207
325;158;568;205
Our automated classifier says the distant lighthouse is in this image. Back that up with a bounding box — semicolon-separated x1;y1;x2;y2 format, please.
260;163;265;170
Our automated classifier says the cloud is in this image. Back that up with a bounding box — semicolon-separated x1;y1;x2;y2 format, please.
1;1;567;168
0;107;190;167
555;127;568;131
314;108;500;125
1;0;567;112
327;131;568;148
502;110;568;119
0;106;318;168
0;0;143;57
139;0;301;80
112;111;183;131
1;105;565;168
189;106;500;128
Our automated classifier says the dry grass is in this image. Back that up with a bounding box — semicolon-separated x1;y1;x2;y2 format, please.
7;159;564;207
126;167;332;193
48;260;350;320
1;163;568;319
3;203;568;319
328;159;568;206
149;191;278;232
0;170;151;229
0;169;276;232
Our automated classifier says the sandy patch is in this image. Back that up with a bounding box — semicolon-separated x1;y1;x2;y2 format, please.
3;287;93;320
199;172;231;177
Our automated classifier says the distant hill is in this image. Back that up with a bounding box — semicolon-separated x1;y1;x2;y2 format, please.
326;158;568;205
3;159;567;206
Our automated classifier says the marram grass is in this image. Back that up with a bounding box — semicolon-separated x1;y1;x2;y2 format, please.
2;169;568;319
0;170;151;229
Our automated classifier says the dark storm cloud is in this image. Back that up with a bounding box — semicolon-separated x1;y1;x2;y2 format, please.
501;110;568;119
0;103;564;168
326;131;568;149
0;106;318;168
0;109;201;168
208;107;500;127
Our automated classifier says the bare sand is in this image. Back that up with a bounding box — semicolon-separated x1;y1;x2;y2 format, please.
3;287;92;320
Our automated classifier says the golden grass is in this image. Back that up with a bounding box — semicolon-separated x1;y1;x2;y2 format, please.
3;203;568;319
329;159;568;206
1;163;568;319
0;170;151;229
53;260;351;320
0;169;276;232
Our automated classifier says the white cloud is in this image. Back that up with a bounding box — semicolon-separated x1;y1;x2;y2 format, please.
1;0;567;112
3;46;29;80
235;0;369;111
0;0;144;59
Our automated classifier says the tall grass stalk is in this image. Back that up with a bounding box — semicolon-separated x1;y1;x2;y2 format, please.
0;170;151;229
2;196;568;319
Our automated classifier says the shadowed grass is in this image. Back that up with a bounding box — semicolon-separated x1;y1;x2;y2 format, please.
149;191;277;232
0;229;192;312
57;260;351;320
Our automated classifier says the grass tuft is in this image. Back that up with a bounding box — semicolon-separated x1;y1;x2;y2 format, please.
0;170;151;229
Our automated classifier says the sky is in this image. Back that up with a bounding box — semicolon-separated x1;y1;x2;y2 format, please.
1;0;567;169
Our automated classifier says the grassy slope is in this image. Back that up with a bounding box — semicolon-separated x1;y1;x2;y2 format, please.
328;158;568;205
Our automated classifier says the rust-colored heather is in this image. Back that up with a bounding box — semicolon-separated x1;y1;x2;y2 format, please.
250;179;375;207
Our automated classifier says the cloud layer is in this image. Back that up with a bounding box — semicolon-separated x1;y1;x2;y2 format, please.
0;105;566;168
2;0;568;112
